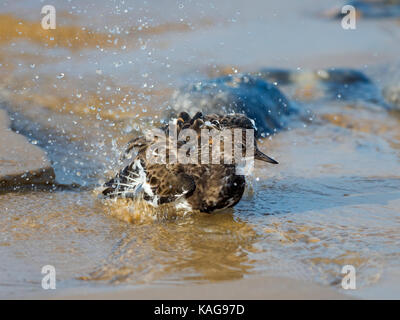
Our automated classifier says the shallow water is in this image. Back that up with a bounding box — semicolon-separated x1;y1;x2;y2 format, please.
1;0;400;298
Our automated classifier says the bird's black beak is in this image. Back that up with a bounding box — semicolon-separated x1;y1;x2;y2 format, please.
255;149;278;164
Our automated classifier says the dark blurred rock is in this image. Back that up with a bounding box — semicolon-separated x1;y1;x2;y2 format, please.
170;74;295;137
316;68;389;106
257;67;391;109
383;85;400;110
316;68;371;84
255;68;293;86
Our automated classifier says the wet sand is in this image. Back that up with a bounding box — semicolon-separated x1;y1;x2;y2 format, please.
0;109;54;188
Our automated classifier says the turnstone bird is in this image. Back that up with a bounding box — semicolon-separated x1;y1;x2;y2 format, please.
102;112;278;213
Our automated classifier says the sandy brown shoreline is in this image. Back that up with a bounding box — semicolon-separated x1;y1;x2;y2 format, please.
0;109;55;188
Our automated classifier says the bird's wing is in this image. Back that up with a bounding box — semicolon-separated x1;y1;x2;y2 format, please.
145;163;196;205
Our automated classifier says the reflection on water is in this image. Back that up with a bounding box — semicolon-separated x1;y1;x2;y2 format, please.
84;212;258;284
1;0;400;299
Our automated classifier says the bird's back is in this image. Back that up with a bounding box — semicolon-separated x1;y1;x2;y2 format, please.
103;112;254;213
